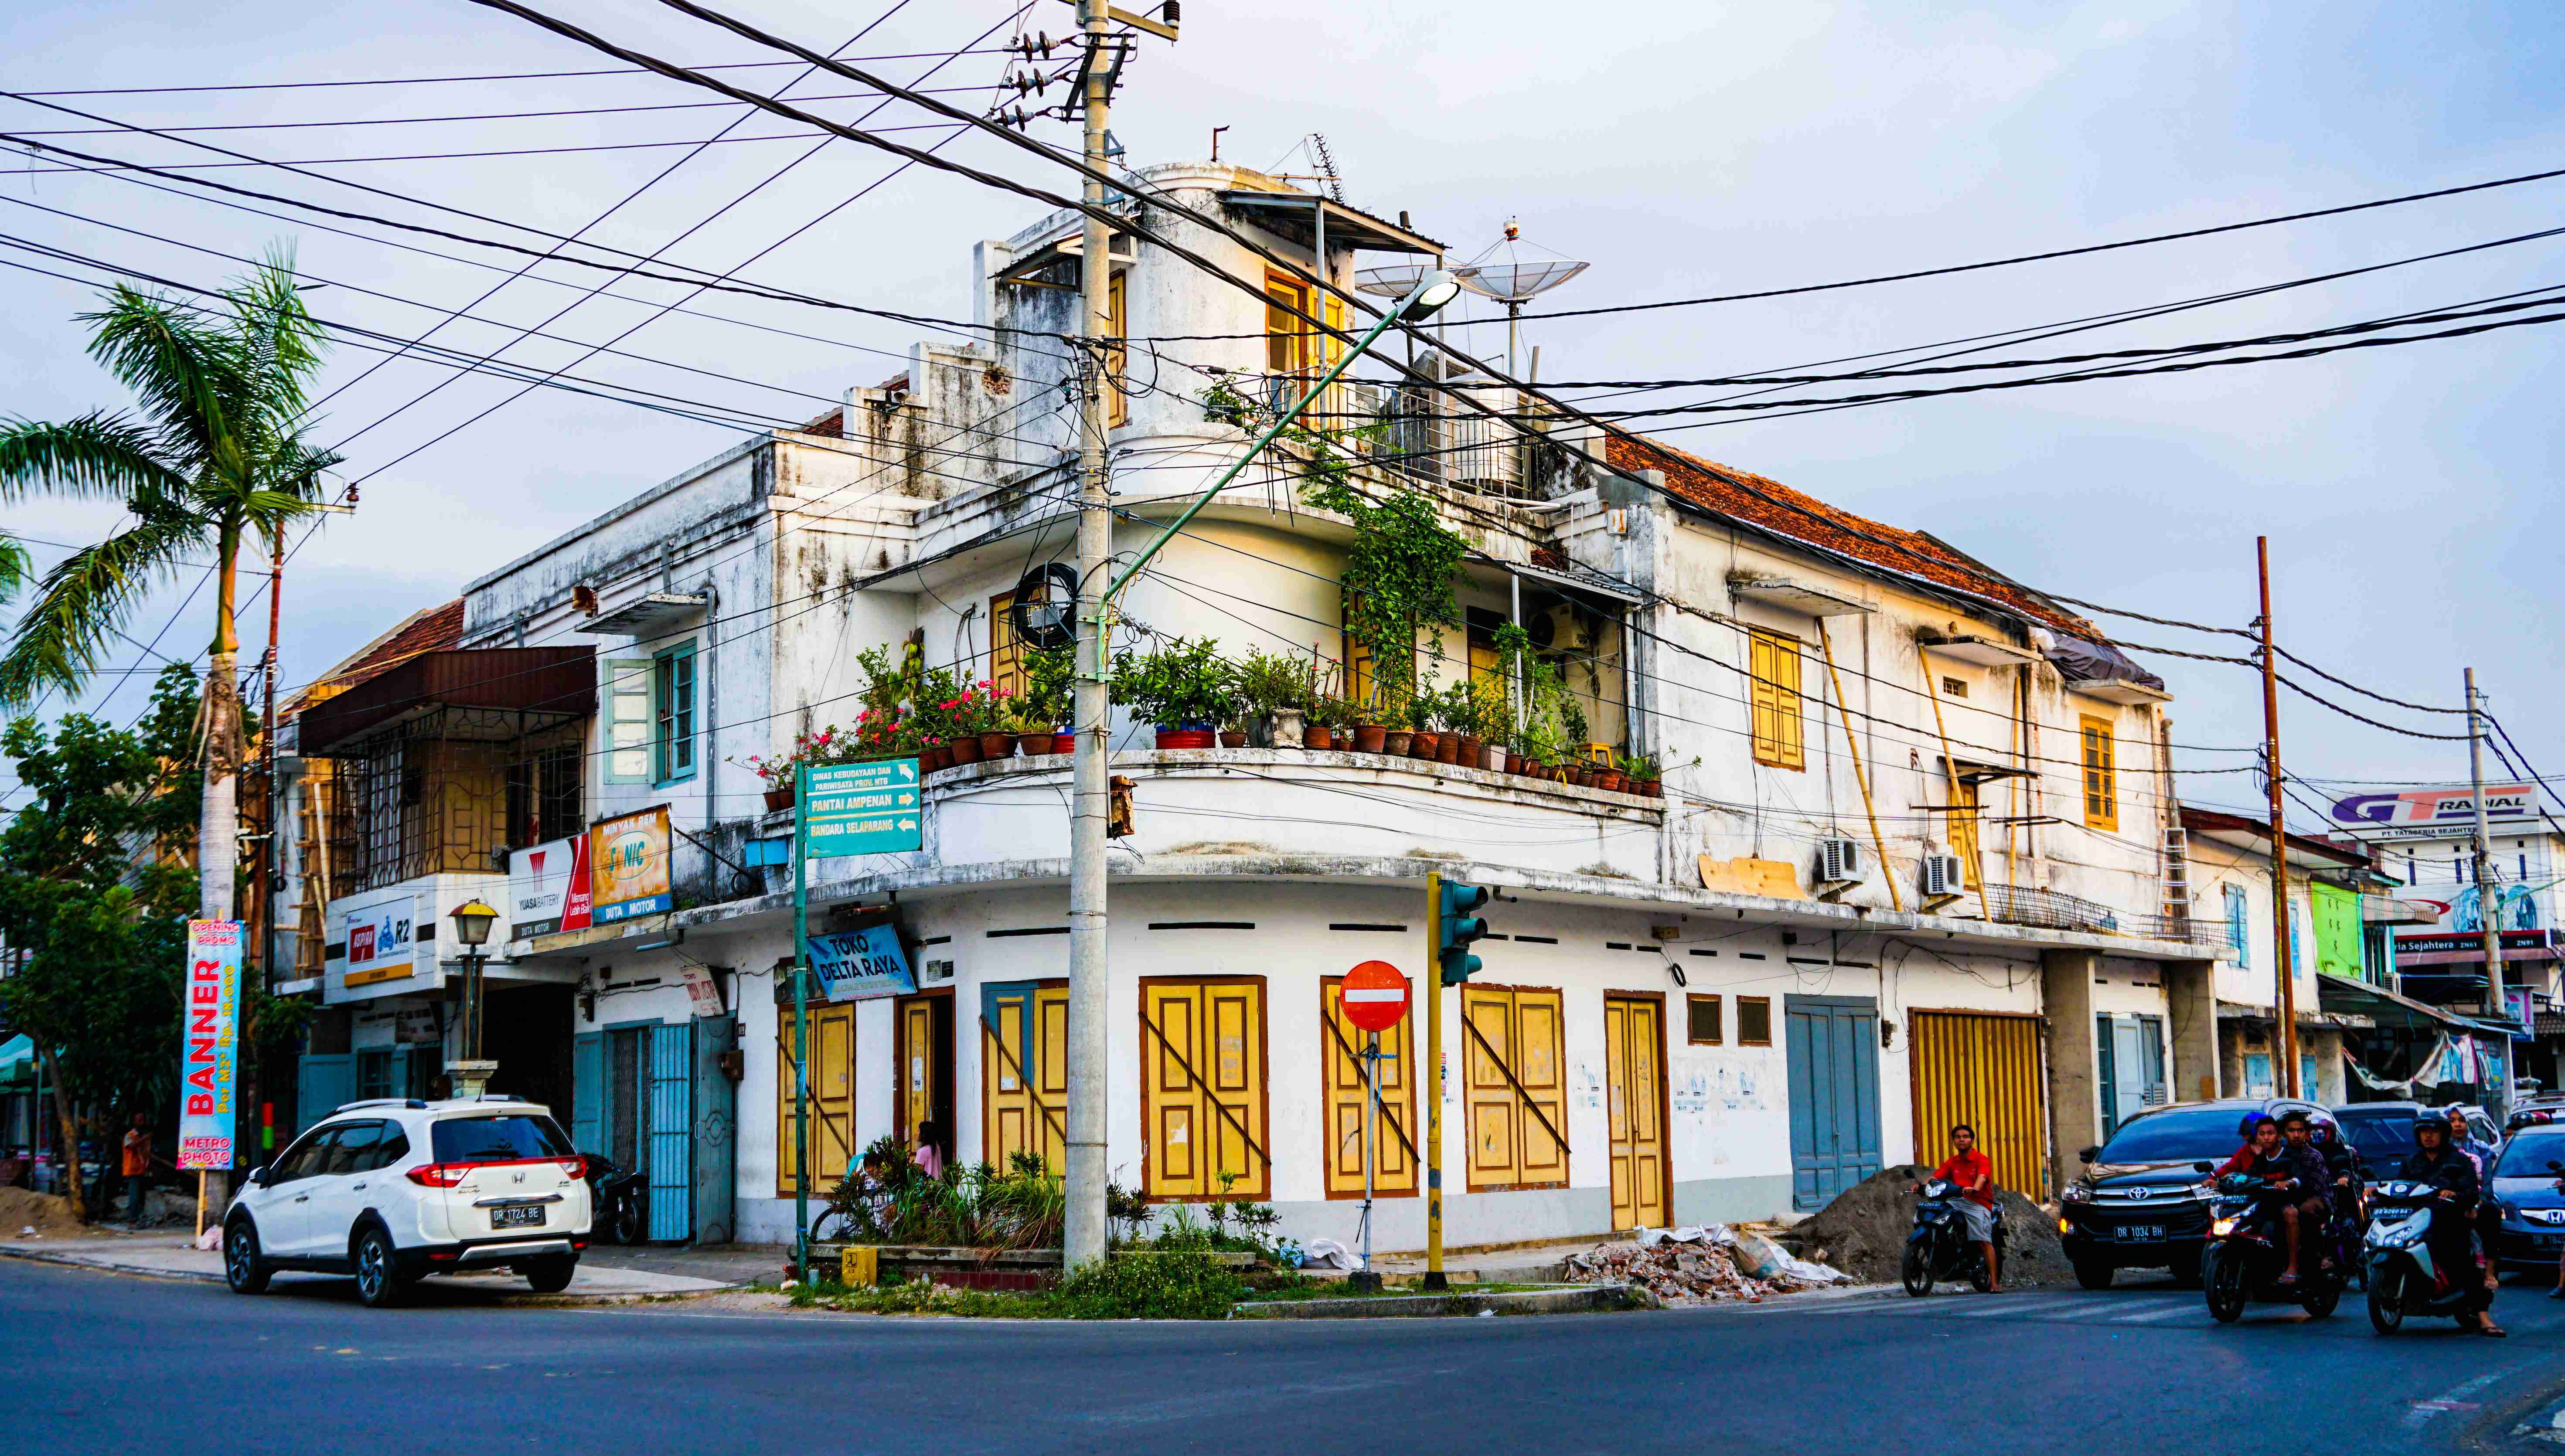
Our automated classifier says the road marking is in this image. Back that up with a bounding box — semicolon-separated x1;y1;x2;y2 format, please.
2107;1303;2199;1324
2405;1368;2522;1431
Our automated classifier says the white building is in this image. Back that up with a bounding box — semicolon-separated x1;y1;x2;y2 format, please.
277;162;2250;1248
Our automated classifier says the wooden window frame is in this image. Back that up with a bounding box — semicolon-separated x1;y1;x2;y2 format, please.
602;657;654;785
1104;269;1129;428
652;640;697;786
1685;993;1723;1046
988;591;1029;701
1736;995;1774;1047
2080;714;2118;831
1747;629;1805;770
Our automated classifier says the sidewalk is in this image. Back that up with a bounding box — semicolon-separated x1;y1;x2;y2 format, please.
0;1232;748;1304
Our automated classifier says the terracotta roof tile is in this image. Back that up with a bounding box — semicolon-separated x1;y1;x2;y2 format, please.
1604;432;2092;635
282;599;464;721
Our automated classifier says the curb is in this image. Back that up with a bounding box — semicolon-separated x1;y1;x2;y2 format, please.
0;1242;743;1305
1233;1284;1649;1319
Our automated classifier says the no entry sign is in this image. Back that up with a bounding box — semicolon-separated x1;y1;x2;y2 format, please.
1340;960;1410;1032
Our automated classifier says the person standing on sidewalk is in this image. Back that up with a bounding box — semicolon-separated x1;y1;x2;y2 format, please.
119;1112;158;1224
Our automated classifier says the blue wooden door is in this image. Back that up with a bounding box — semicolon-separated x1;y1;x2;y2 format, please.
570;1032;604;1156
647;1023;694;1242
296;1054;355;1135
1786;995;1881;1210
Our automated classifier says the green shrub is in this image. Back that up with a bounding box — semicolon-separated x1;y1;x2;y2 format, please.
1053;1249;1245;1320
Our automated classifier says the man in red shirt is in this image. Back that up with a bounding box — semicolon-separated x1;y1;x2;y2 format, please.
1921;1124;2001;1293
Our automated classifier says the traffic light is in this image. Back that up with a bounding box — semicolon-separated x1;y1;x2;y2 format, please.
1437;878;1492;986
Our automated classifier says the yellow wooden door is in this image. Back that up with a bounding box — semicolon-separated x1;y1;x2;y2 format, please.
1321;976;1417;1198
899;998;934;1148
1605;995;1669;1230
981;983;1066;1173
1141;978;1270;1200
1463;985;1569;1191
774;1002;855;1195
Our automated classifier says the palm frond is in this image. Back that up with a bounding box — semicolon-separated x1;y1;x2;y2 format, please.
224;246;330;420
0;533;29;605
78;286;245;480
0;516;207;710
0;412;188;506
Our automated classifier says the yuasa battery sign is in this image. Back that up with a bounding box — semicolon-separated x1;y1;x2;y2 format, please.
508;834;593;939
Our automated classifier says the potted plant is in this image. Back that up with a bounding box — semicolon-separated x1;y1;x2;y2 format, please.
1304;695;1350;752
1115;637;1231;749
1465;676;1508;772
1403;692;1439;762
742;751;800;812
1238;647;1316;748
1592;752;1625;795
1372;687;1411;757
1023;643;1075;755
1626;750;1662;797
1354;693;1392;755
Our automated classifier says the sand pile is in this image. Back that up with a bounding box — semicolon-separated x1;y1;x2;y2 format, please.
1790;1164;2075;1286
0;1187;92;1238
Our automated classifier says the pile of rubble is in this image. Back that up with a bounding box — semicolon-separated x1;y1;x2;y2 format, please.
1561;1226;1850;1306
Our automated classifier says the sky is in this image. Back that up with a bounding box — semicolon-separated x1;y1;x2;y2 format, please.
2;0;2560;831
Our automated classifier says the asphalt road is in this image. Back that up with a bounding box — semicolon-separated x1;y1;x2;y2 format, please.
9;1260;2565;1455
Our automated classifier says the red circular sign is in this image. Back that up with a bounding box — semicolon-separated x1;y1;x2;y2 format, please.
1340;960;1411;1032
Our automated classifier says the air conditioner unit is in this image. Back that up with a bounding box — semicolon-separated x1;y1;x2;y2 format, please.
1817;837;1866;888
1920;854;1967;908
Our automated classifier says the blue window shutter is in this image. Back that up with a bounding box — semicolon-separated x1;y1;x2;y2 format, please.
571;1031;604;1156
647;1023;693;1242
653;642;698;785
603;658;654;785
2224;884;2249;966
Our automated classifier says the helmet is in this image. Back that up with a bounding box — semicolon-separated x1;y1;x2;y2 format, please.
2309;1121;2337;1146
2413;1116;2447;1143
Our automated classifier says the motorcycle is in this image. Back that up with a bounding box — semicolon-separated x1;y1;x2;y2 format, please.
1901;1177;2003;1296
2364;1179;2489;1334
583;1154;648;1245
2201;1172;2342;1322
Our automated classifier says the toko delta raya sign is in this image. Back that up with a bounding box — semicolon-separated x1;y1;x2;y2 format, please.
804;759;923;856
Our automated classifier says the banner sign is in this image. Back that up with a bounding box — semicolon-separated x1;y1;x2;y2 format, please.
678;962;726;1018
508;834;593;939
177;921;243;1170
808;923;916;1002
590;806;673;925
344;896;422;988
2328;783;2538;839
804;760;922;857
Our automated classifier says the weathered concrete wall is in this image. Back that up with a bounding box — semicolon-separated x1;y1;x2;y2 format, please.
2042;947;2102;1193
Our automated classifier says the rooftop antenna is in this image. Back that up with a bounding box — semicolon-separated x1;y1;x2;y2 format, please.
1307;133;1346;203
1452;217;1588;378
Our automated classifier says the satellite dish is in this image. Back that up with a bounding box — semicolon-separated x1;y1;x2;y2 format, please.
1354;264;1433;297
1451;218;1588;378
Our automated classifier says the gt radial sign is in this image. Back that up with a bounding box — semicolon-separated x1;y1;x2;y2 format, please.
590;806;673;924
2328;782;2538;839
177;920;243;1170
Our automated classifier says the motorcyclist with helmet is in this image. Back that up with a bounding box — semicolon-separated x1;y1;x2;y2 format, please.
2400;1114;2504;1337
2306;1117;2364;1265
2214;1114;2329;1285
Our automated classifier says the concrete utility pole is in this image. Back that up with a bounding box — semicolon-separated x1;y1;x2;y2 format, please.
1063;0;1118;1273
2465;667;2507;1020
2255;537;2300;1097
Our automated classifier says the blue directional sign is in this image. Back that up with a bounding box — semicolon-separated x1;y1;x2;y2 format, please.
808;923;916;1002
802;759;922;857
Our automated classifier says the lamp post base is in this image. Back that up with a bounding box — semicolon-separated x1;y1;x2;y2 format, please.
443;1060;498;1100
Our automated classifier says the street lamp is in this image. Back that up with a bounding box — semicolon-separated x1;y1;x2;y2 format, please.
447;898;501;1100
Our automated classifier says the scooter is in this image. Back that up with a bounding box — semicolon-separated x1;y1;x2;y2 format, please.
2201;1172;2342;1322
1901;1177;2004;1296
583;1154;648;1245
2364;1180;2489;1334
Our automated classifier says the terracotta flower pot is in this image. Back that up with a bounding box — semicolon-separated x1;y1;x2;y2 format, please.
1638;777;1661;797
1382;729;1412;756
948;737;984;765
1409;731;1440;760
1455;734;1483;767
763;786;794;813
1433;733;1462;765
1155;728;1216;749
1049;731;1077;755
1306;725;1335;751
979;732;1018;761
1595;770;1625;794
1352;725;1387;754
923;744;952;773
1218;731;1249;748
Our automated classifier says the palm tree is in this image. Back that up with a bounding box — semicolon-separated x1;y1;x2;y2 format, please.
0;251;340;925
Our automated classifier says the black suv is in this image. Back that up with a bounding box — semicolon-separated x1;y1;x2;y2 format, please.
2057;1097;2322;1289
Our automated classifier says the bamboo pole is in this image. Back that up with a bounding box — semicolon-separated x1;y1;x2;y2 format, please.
1916;651;1984;893
1818;622;1901;911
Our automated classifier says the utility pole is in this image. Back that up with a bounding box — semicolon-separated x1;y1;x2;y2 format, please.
2256;537;2299;1098
1062;0;1120;1273
2465;668;2508;1027
1422;871;1446;1289
261;533;283;990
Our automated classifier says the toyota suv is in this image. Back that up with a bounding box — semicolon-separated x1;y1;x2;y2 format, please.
223;1097;591;1306
2056;1097;2322;1289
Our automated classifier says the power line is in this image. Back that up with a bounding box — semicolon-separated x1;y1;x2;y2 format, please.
10;51;1014;97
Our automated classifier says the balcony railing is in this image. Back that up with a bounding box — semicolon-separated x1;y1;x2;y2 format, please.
1256;373;1539;499
1983;882;2230;948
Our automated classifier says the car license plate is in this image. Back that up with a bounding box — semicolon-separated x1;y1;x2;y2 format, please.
491;1205;545;1230
2119;1225;2164;1242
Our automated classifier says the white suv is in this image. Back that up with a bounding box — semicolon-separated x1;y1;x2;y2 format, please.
224;1097;593;1306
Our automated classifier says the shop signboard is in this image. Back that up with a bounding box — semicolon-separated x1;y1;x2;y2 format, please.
177;920;242;1170
508;834;593;939
590;806;673;925
808;922;916;1002
344;896;422;987
678;962;726;1018
803;759;922;857
2327;782;2538;840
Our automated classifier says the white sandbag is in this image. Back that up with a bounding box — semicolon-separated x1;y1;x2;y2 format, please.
1301;1237;1351;1269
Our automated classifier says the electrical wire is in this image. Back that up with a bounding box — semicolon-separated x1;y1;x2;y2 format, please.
11;51;1015;97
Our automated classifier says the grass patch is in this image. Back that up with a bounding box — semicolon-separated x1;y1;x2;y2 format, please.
789;1248;1249;1320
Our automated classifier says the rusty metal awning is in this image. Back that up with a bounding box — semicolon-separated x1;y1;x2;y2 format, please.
1216;191;1443;255
298;646;596;755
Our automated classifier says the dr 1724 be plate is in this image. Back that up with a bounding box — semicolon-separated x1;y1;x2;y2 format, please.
490;1205;546;1230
